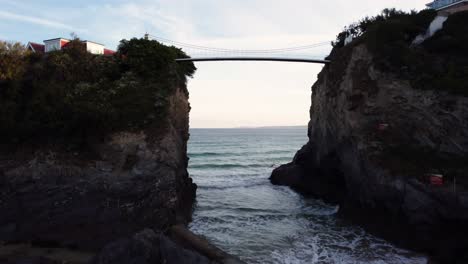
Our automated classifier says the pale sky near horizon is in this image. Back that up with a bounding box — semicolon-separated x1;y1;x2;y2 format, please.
0;0;429;128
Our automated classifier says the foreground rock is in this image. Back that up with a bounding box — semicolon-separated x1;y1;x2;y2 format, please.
0;226;245;264
272;37;468;263
0;86;196;251
169;225;245;264
91;229;212;264
0;243;93;263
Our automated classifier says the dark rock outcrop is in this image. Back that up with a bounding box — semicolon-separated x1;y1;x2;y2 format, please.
271;43;468;262
91;229;213;264
168;225;246;264
0;86;196;251
0;257;59;264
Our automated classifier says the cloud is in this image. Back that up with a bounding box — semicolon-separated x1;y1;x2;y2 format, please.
0;10;81;31
0;0;29;10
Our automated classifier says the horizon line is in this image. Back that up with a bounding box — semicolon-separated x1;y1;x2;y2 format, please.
190;125;308;129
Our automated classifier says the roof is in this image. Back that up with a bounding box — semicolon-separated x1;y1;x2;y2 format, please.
43;37;71;42
27;42;45;53
104;48;116;55
427;0;468;10
61;41;72;48
82;40;105;46
43;38;104;46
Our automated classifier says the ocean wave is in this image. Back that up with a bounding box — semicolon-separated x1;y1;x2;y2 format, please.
191;212;304;226
270;237;427;264
197;180;268;190
189;170;266;178
190;163;273;169
189;149;296;158
189;152;227;157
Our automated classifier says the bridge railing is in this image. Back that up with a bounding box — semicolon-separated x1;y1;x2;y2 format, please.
175;57;331;64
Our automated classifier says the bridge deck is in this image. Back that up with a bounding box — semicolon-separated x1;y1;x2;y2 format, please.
176;57;330;64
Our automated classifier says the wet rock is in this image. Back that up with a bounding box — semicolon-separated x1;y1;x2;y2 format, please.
168;225;246;264
9;257;58;264
91;229;213;264
270;163;304;187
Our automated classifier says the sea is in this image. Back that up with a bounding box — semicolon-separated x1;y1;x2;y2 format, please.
187;127;427;264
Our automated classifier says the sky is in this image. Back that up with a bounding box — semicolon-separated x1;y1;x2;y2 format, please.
0;0;429;128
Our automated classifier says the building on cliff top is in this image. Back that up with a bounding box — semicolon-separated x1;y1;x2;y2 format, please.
27;37;115;55
426;0;468;15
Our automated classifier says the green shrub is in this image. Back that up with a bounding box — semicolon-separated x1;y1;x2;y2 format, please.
0;41;30;80
332;9;468;97
425;11;468;54
0;37;196;145
331;8;427;48
410;11;468;95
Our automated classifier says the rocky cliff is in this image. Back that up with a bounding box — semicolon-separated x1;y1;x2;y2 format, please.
272;11;468;263
0;84;196;252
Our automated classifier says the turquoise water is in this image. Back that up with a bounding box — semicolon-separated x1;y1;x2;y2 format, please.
188;128;427;264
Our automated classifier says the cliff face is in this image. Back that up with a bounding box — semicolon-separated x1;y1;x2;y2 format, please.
0;85;196;251
271;43;468;261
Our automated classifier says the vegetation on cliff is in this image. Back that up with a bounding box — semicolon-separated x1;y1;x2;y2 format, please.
0;37;196;144
332;9;468;96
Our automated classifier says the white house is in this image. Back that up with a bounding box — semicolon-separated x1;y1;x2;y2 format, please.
426;0;468;15
27;37;115;55
43;38;70;52
83;40;106;55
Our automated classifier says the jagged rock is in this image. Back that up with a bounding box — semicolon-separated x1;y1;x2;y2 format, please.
91;229;213;264
0;257;58;264
270;163;304;187
271;144;347;203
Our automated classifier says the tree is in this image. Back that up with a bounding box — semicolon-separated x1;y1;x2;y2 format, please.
0;41;29;80
117;38;196;81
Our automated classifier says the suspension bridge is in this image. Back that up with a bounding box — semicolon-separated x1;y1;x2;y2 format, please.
148;35;332;64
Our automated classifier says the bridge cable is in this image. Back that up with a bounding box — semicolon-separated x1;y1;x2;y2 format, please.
148;35;331;54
